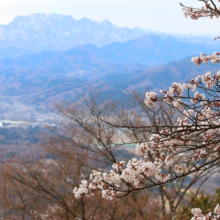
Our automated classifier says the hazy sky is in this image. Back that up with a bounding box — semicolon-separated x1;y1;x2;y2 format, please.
0;0;219;35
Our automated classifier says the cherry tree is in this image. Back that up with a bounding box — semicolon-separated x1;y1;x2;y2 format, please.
74;1;220;219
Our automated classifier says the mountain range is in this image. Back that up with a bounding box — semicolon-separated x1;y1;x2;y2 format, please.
0;13;218;59
0;14;145;52
0;13;219;118
0;34;218;75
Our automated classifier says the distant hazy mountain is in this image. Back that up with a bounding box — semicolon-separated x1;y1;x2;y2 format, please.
0;55;218;110
100;35;219;66
117;56;220;92
0;14;145;51
159;34;216;45
0;13;217;60
0;13;219;115
141;29;215;45
0;34;218;77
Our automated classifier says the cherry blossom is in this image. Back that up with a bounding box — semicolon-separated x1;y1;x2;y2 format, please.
74;67;220;218
73;2;220;219
191;208;203;218
191;204;220;219
181;1;220;20
145;92;157;107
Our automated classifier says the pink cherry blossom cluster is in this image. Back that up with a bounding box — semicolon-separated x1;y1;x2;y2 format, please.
70;1;220;219
73;156;171;200
144;92;157;107
191;204;220;219
181;2;220;20
160;82;184;96
73;43;220;219
73;69;220;219
182;7;210;20
192;53;220;66
191;91;205;104
74;69;220;211
145;69;220;164
144;69;220;218
149;70;220;109
160;82;184;106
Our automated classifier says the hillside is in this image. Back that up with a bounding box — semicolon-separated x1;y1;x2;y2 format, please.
0;34;218;77
0;54;218;108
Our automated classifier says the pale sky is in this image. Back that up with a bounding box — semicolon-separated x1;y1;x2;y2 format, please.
0;0;219;35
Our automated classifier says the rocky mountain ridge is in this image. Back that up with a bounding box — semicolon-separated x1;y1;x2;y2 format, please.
0;14;145;51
